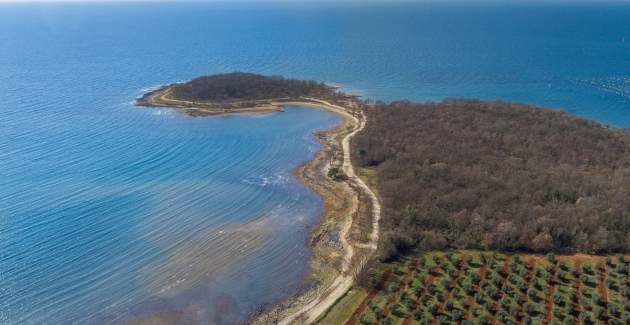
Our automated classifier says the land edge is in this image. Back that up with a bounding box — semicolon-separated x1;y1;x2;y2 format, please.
135;83;347;117
250;98;382;325
135;84;383;324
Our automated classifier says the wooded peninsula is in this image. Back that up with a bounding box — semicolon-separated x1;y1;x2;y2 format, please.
137;72;630;259
136;73;630;324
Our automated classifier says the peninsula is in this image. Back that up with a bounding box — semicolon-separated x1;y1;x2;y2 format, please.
135;73;630;325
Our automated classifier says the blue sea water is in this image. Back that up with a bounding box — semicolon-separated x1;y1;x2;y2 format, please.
1;1;630;324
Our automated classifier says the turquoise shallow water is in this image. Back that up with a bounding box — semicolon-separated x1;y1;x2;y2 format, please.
1;2;630;324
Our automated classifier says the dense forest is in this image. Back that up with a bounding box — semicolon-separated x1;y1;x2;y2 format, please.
352;100;630;259
169;72;344;102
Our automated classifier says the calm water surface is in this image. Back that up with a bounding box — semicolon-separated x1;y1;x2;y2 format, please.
1;2;630;324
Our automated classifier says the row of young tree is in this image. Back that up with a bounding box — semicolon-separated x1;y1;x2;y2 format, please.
351;99;630;259
358;253;630;324
170;72;345;102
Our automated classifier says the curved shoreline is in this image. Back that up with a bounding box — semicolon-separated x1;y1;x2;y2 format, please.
135;85;349;117
135;85;381;324
252;99;381;325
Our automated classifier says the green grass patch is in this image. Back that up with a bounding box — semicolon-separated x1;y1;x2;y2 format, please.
317;288;368;325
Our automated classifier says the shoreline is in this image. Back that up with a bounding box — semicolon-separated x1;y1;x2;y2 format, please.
134;84;358;118
252;99;382;325
135;82;381;324
135;85;285;116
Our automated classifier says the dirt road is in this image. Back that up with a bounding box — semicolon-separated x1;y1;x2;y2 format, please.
277;99;381;325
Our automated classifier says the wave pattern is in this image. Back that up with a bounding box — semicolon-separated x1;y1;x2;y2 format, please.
1;2;630;324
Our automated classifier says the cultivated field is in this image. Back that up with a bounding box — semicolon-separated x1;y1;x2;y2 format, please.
320;251;630;325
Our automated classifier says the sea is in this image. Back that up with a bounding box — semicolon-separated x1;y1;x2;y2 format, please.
1;1;629;324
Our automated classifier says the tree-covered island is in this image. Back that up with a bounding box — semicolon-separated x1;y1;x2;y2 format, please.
135;72;356;116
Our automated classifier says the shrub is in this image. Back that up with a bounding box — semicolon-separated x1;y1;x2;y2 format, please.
480;254;490;265
497;310;512;323
593;306;606;321
517;280;529;292
594;293;606;306
579;311;596;325
405;297;417;310
374;306;385;319
428;302;439;315
605;277;619;291
552;306;566;320
580;274;596;288
414;309;428;321
552;292;566;307
581;263;595;275
477;314;491;325
616;263;628;275
519;267;529;278
390;303;406;318
524;302;540;316
608;303;621;317
471;305;485;317
501;283;516;297
579;297;593;310
617;254;626;265
501;297;517;312
480;280;493;292
528;288;542;302
436;315;451;325
486;301;498;314
359;313;376;325
507;273;520;285
419;318;433;325
557;270;570;283
580;287;594;299
440;277;451;289
475;293;486;305
452;308;464;321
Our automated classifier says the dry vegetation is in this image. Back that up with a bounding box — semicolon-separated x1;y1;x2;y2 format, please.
352;100;630;258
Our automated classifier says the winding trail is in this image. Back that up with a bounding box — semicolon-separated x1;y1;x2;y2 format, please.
277;99;382;325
